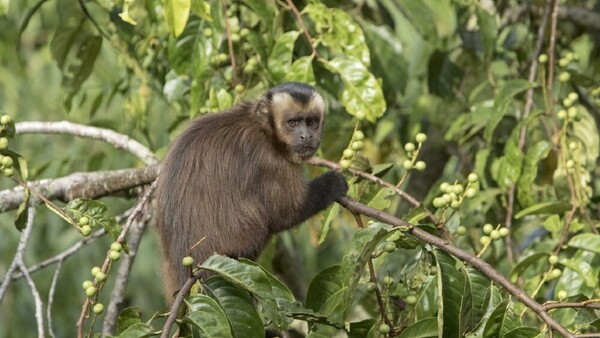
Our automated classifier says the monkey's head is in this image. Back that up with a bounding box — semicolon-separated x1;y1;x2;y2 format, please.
259;82;325;163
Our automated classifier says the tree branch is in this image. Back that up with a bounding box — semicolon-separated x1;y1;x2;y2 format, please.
16;121;158;165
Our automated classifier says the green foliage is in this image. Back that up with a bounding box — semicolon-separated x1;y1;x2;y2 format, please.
2;0;600;337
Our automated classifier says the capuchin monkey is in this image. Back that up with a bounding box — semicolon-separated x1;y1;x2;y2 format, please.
156;82;348;299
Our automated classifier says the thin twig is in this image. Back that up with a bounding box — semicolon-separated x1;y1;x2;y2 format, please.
161;272;203;338
285;0;319;58
47;260;63;338
222;0;238;85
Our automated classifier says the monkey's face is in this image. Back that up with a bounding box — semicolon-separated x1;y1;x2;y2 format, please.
271;91;325;162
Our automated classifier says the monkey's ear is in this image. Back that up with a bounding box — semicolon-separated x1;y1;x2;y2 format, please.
254;99;271;127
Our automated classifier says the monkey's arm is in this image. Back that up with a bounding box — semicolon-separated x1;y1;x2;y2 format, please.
293;171;348;225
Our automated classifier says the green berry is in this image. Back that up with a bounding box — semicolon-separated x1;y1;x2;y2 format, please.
441;194;452;204
366;282;378;292
550;268;562;279
203;28;213;37
95;271;107;282
557;109;567;120
182;256;195;267
383;276;394;286
3;168;13;176
0;137;8;149
405;295;417;305
247;57;257;66
404;143;415;152
490;230;500;240
1;156;12;167
558;72;571;82
548;254;559;265
566;160;575;168
340;159;351;170
0;115;11;125
355;111;366;120
557;290;567;300
93;303;104;314
415;133;427;143
567;106;578;119
452;184;464;194
440;182;450;193
78;216;89;226
456;226;467;236
499;227;509;237
234;84;245;93
467;173;479;183
343;148;355;159
353;130;365;141
558;58;569;67
480;236;491;246
450;200;461;209
110;242;122;252
383;241;397;253
402;160;413;170
415;161;426;171
91;266;102;277
85;286;97;297
351;141;364;150
109;250;121;261
567;92;578;101
379;323;391;334
432;197;445;209
465;187;477;198
240;28;250;38
82;280;94;290
483;223;494;235
538;54;548;63
80;225;92;236
568;141;578;150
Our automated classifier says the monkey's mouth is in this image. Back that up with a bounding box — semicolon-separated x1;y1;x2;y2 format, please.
293;145;317;158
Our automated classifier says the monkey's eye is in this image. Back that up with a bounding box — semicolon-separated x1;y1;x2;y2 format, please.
306;118;318;127
287;119;300;128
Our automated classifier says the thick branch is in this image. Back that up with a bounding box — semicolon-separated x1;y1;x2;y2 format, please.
0;166;158;212
16;121;158;165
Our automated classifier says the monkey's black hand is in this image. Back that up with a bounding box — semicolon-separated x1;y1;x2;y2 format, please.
310;171;348;204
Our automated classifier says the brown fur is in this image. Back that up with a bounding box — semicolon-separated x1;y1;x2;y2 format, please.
156;83;346;299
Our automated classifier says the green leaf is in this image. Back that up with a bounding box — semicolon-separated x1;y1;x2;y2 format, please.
568;234;600;255
463;268;492;333
340;226;390;319
306;265;344;315
517;141;551;207
319;203;340;244
116;323;156;338
244;0;275;31
190;0;211;21
367;187;394;210
427;51;463;97
284;55;316;85
116;307;143;335
465;286;502;337
484;80;536;143
50;20;84;70
63;36;103;110
15;187;30;231
201;255;294;328
305;3;370;66
397;317;438;338
268;31;301;83
502;326;542;338
204;276;264;338
476;6;497;60
510;253;547;283
543;214;562;238
319;57;386;122
435;250;465;338
164;0;191;37
63;198;121;240
570;106;599;170
514;202;571;219
482;300;519;338
185;294;234;337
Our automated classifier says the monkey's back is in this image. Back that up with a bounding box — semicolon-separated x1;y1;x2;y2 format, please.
156;104;306;295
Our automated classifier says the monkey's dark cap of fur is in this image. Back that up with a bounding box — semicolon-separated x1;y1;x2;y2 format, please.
266;82;317;105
